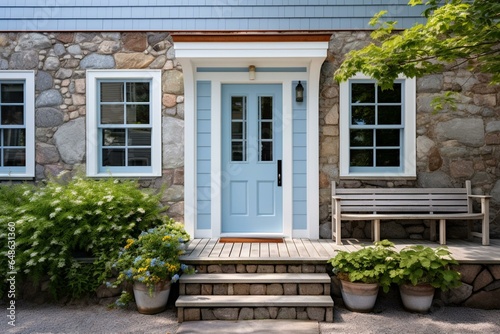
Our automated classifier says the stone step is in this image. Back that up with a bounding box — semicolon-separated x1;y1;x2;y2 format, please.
176;295;334;322
180;273;331;284
179;273;331;296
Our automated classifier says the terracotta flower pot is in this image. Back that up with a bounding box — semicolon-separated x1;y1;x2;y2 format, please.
133;281;171;315
399;283;435;313
340;280;379;312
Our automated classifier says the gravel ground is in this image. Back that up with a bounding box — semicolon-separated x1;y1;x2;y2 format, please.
3;296;499;334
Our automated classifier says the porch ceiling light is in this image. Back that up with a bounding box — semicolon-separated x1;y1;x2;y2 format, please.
296;81;304;102
249;65;256;80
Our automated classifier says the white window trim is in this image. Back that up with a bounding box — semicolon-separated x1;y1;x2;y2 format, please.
0;70;35;179
86;70;162;177
339;73;416;179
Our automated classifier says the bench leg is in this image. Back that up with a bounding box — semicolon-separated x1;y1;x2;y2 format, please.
482;197;490;246
373;219;380;242
430;220;436;242
333;200;343;245
439;219;446;245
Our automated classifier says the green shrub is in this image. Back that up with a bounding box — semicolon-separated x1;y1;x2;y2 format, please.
1;175;168;299
328;240;398;292
0;182;34;297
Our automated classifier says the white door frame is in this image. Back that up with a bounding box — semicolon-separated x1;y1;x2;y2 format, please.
175;41;327;239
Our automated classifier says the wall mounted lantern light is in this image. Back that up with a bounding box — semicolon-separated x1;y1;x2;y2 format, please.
249;65;256;80
295;81;304;102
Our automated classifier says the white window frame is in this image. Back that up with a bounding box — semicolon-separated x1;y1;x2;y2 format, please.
86;70;162;177
339;73;416;179
0;71;35;179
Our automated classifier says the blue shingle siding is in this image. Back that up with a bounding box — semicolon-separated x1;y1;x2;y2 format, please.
196;81;212;231
292;81;308;230
0;1;425;31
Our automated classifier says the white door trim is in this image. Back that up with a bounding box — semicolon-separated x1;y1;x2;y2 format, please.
175;41;327;239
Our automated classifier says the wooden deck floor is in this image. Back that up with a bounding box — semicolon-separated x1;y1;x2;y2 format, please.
180;238;500;264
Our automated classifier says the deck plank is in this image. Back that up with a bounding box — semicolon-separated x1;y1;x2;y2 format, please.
311;239;331;257
198;239;218;258
220;243;233;257
250;243;260;257
187;238;211;258
229;243;242;258
284;238;300;257
301;239;321;258
241;243;251;257
293;239;310;257
269;242;280;258
277;242;290;257
260;243;270;258
210;240;224;258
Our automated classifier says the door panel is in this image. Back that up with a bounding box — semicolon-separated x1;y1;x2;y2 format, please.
221;84;283;234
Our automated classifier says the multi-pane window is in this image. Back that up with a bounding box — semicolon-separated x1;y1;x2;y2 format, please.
340;75;416;178
229;95;274;163
0;71;34;178
99;80;152;168
86;71;161;177
231;96;247;162
259;96;273;162
349;81;403;170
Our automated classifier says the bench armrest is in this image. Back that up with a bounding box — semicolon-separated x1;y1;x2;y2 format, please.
468;195;492;199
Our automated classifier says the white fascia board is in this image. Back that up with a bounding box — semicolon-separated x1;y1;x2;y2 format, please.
175;42;328;62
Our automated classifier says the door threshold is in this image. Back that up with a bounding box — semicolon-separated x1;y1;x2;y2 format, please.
219;237;284;243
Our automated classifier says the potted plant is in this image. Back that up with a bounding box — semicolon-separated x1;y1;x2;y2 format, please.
110;219;195;314
328;240;397;312
390;245;461;313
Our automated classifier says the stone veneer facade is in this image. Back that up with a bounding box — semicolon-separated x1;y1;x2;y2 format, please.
1;31;500;239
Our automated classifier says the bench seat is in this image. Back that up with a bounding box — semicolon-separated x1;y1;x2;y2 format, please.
332;181;490;246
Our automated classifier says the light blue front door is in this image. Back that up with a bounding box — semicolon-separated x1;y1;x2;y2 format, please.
221;84;283;233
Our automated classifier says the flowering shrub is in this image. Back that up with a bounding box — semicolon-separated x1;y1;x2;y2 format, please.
110;221;194;306
0;175;168;299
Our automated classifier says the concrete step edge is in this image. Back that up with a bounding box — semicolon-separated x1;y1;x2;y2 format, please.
175;295;334;308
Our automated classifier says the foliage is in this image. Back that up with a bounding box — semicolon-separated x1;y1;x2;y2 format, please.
335;0;500;90
0;175;167;299
110;222;195;307
328;240;398;292
0;182;34;297
389;245;461;291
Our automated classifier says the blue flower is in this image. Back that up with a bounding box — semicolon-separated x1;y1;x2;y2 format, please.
171;274;180;283
133;256;142;264
150;258;157;266
181;264;188;271
146;271;150;276
125;269;133;278
138;276;145;282
105;281;113;288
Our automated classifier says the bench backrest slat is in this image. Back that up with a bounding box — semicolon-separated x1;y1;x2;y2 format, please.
333;185;470;214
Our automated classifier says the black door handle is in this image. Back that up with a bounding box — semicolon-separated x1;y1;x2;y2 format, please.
277;160;282;187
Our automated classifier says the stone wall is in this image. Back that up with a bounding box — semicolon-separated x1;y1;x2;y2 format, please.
0;32;184;221
318;31;500;240
440;264;500;309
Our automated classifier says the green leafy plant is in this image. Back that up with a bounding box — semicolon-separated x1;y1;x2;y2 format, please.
328;240;398;292
390;245;461;291
1;175;169;299
110;221;195;307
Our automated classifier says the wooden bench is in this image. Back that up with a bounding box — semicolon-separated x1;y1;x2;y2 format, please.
331;181;490;246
